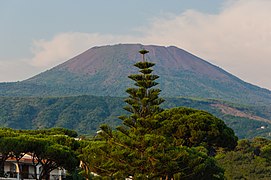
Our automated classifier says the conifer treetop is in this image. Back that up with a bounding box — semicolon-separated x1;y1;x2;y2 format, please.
122;49;164;119
139;49;149;62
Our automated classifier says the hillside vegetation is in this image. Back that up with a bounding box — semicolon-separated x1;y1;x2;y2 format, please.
0;95;270;139
217;137;271;179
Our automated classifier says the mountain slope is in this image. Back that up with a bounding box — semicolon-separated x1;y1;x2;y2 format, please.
0;95;270;138
0;44;270;106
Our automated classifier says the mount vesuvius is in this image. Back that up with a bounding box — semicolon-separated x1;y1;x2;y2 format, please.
1;44;270;106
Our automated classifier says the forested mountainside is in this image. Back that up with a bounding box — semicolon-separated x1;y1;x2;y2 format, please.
0;44;270;106
0;95;270;139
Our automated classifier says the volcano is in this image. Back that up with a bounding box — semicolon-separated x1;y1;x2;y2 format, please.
1;44;270;106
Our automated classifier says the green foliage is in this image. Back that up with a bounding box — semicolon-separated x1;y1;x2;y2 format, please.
217;138;271;179
158;107;238;151
0;127;78;137
0;128;80;179
81;139;224;179
222;115;271;139
0;95;269;139
0;96;123;135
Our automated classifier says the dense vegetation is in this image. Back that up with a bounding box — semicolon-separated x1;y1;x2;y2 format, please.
217;137;271;179
0;95;124;135
1;127;271;179
0;95;270;139
0;128;80;180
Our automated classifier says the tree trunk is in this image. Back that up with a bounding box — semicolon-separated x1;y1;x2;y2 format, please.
0;156;8;177
39;167;51;180
0;161;5;177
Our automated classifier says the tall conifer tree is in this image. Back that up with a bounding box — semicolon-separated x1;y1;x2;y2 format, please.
98;49;167;178
119;49;164;133
91;49;225;179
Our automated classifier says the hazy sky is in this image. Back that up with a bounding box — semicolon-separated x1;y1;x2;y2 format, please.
1;0;271;90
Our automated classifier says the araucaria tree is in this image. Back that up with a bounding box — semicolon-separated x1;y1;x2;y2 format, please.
94;49;169;178
83;49;236;179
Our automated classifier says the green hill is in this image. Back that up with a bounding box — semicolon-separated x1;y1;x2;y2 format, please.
0;95;270;139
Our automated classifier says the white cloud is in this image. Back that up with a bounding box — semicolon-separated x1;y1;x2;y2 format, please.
23;0;271;89
30;32;113;67
141;0;271;89
0;60;40;82
29;32;137;68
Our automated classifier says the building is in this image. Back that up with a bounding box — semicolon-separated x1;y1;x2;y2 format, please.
0;154;65;180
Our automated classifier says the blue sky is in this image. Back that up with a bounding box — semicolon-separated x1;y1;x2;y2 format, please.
1;0;271;90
